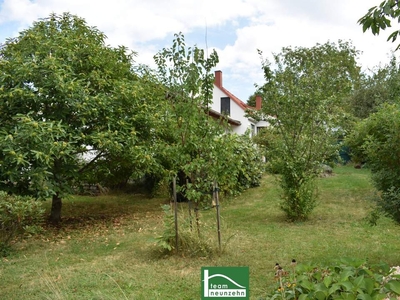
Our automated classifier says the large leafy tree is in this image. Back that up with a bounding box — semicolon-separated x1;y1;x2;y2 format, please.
256;41;360;221
0;13;160;223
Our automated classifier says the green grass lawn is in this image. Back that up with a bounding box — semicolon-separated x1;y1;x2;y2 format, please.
1;165;399;299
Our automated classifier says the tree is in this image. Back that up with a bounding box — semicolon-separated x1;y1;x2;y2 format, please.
0;13;160;224
152;34;264;253
246;89;263;107
349;55;400;119
359;0;400;50
154;33;263;203
345;103;400;223
256;41;360;221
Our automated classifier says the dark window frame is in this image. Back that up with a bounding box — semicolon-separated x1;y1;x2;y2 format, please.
221;97;230;115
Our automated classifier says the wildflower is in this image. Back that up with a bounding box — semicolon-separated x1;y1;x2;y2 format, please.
276;266;285;277
291;259;297;267
274;263;280;270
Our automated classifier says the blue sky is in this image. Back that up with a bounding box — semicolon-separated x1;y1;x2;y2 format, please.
0;0;397;102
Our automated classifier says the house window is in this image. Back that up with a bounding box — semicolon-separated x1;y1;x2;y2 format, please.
221;97;230;115
251;124;256;137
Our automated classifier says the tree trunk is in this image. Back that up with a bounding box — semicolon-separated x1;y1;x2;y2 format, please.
50;193;62;224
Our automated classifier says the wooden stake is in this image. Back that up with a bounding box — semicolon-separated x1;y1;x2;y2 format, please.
214;181;221;252
173;176;178;253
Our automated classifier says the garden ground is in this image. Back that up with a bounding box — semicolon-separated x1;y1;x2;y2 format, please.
1;165;399;299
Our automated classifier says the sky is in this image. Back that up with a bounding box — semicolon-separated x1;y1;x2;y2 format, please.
0;0;397;102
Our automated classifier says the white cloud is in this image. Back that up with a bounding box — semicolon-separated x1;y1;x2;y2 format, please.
0;0;397;101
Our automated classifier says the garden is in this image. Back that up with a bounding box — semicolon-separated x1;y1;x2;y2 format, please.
1;165;399;299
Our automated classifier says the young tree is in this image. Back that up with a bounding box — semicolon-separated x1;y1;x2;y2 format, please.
0;13;160;224
154;33;231;203
257;41;360;221
153;34;264;253
154;33;263;203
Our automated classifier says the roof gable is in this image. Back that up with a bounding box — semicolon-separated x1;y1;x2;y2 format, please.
213;70;254;111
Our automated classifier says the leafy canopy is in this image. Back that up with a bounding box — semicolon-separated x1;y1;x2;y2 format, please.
257;41;360;220
154;33;263;203
349;55;400;119
0;13;160;223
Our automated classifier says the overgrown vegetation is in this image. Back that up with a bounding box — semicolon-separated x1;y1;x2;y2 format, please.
265;258;400;300
0;192;44;256
346;103;400;223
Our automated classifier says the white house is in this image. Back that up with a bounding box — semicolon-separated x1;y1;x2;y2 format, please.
209;70;269;136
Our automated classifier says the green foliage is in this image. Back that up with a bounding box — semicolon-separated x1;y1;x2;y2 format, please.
155;204;214;257
1;166;400;299
153;33;263;201
246;89;263;107
359;0;400;50
152;33;264;255
256;41;360;221
0;191;44;255
377;187;400;223
345;103;400;223
231;134;264;191
0;13;162;223
154;204;176;252
266;259;400;300
279;169;317;221
363;208;382;226
349;55;400;119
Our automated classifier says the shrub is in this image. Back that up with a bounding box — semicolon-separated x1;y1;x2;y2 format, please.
377;187;400;223
346;104;400;224
233;134;264;191
279;170;317;221
265;258;400;300
0;191;44;255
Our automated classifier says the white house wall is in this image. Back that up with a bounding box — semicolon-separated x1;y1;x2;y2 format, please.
212;86;255;135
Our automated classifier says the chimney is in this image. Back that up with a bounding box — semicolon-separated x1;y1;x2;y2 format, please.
214;70;222;88
256;95;262;110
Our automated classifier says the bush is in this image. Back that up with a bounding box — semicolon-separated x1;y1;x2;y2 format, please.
265;258;400;300
346;104;400;224
232;134;264;191
378;187;400;223
279;170;317;221
0;191;44;255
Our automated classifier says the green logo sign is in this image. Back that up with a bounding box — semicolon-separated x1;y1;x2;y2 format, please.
201;267;249;299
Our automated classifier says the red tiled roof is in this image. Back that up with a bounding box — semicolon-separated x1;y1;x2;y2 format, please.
215;85;251;111
213;70;256;111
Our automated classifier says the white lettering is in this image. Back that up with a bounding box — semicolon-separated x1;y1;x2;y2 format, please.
208;289;246;297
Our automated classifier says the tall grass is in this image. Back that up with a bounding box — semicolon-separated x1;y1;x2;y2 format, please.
1;165;399;299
